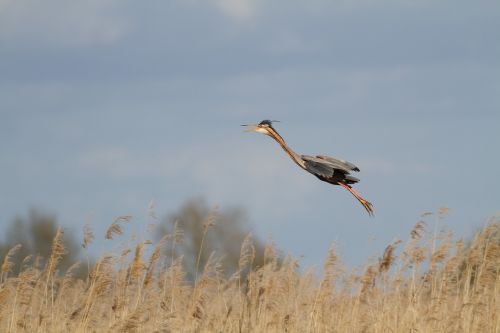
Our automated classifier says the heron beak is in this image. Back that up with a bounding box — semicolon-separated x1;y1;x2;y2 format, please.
241;124;259;133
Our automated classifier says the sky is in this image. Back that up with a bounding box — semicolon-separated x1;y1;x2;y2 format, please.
1;0;499;268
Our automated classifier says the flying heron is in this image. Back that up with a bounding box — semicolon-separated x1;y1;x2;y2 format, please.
242;120;374;216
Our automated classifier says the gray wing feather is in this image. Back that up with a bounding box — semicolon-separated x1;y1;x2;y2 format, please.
316;155;360;172
301;155;342;177
345;174;360;183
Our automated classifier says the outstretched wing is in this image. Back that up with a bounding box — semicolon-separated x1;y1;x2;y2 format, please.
301;155;360;184
316;155;360;172
301;155;337;177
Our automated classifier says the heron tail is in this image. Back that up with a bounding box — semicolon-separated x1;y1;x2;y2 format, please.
338;183;374;216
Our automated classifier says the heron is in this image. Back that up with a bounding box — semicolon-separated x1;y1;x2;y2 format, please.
242;120;374;216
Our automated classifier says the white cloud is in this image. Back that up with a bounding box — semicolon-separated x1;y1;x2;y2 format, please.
0;0;127;46
183;0;260;22
212;0;256;21
201;0;434;22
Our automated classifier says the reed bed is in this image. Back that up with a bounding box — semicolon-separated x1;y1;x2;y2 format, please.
0;213;498;332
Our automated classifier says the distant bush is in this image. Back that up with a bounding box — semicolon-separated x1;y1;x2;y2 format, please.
155;197;266;281
0;209;85;278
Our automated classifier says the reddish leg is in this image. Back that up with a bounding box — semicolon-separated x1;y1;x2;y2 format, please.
338;183;374;216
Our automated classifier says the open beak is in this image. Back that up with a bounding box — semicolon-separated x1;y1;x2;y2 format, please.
241;124;259;133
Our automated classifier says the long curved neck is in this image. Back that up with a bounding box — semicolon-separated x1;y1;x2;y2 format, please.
267;127;305;169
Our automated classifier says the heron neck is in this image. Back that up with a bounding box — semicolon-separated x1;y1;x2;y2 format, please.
267;128;305;169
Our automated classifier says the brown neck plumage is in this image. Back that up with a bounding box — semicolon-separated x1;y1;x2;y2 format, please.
267;127;305;169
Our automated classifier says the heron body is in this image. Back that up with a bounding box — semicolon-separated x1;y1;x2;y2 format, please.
243;120;374;216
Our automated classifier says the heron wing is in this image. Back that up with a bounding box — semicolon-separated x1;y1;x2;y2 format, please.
316;155;360;172
301;155;361;185
301;155;339;177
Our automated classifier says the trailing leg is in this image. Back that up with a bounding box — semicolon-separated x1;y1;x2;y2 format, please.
338;183;374;216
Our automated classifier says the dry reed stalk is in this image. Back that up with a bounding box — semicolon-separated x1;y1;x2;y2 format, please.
20;255;33;271
359;264;378;301
1;244;22;282
401;221;427;277
128;241;153;314
34;254;44;271
148;198;158;220
105;215;132;240
376;238;402;326
379;239;401;275
238;233;256;276
167;256;186;314
437;207;450;219
190;252;218;328
37;228;66;330
112;245;136;317
130;242;146;283
0;283;14;314
77;255;113;332
45;228;66;279
144;234;169;288
473;224;500;292
170;220;183;265
82;223;94;249
81;223;94;277
263;235;278;268
234;232;255;328
309;242;339;331
52;261;82;330
194;207;217;283
10;263;42;332
59;261;81;295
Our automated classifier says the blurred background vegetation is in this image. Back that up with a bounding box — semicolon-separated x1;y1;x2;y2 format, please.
0;209;84;277
0;198;266;281
155;198;265;281
4;200;495;286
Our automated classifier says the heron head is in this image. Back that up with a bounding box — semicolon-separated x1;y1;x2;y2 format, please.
241;119;279;135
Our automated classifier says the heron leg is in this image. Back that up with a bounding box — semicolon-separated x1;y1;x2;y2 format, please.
338;183;374;216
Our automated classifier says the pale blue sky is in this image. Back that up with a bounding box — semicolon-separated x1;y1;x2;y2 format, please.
1;0;499;267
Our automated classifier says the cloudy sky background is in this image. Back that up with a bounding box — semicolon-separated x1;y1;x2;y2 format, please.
1;0;499;267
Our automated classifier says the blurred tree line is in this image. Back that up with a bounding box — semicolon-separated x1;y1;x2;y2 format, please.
155;198;265;281
0;199;265;280
0;209;84;277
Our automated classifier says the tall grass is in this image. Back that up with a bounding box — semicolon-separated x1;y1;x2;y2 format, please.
0;214;498;332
